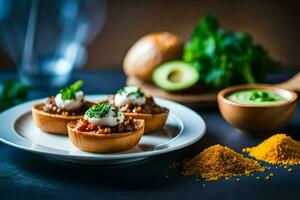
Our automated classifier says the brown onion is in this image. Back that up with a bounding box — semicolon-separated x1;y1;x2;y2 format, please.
123;32;183;81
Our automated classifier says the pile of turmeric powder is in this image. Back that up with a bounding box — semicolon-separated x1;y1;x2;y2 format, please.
243;134;300;165
182;144;265;181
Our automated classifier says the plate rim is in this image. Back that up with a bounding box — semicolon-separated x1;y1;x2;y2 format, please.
0;95;206;160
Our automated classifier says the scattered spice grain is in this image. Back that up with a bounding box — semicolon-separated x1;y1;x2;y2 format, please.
182;145;265;181
168;161;180;169
243;134;300;165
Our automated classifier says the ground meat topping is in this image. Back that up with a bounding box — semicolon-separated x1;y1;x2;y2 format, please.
43;96;93;116
75;116;137;134
108;95;167;114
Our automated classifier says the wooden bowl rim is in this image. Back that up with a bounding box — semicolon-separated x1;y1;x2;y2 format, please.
32;103;84;119
217;84;298;108
67;119;145;138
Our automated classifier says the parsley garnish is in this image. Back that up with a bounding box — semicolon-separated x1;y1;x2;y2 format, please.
249;90;276;102
117;87;125;94
117;87;144;98
112;108;119;117
85;104;112;118
60;80;83;100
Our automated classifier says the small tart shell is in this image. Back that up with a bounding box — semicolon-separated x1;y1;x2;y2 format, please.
32;103;84;135
125;109;169;134
67;119;145;153
98;99;169;134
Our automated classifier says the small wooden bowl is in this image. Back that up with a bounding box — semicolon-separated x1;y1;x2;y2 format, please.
67;119;144;153
32;103;84;135
217;84;298;134
125;110;169;134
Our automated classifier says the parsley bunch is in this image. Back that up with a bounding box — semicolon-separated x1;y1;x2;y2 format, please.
183;15;280;89
60;80;83;100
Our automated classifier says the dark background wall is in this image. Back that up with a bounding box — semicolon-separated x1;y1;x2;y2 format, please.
0;0;299;69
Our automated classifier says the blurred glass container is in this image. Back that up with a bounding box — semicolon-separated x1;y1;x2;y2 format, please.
0;0;106;88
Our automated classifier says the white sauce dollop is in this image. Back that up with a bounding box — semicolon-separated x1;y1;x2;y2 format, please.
114;86;146;107
55;91;84;111
85;106;124;127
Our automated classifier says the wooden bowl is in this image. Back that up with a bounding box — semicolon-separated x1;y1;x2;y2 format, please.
217;84;298;134
32;103;84;135
125;110;169;134
67;119;145;153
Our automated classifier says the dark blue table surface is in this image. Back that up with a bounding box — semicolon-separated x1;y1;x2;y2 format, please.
0;69;300;200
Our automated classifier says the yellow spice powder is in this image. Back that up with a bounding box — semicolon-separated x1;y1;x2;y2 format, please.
182;144;265;181
243;134;300;165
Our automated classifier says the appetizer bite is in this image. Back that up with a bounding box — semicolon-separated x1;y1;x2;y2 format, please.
67;104;144;153
32;80;93;135
108;86;169;133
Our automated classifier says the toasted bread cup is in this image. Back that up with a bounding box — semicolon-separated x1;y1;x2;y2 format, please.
67;119;144;153
32;103;84;135
125;110;169;133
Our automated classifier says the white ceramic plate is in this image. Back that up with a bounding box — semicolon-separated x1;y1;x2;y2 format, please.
0;95;206;165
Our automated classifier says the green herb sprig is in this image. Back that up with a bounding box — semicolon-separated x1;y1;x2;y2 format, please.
117;87;144;98
60;80;83;100
85;104;113;118
249;91;276;102
0;80;28;112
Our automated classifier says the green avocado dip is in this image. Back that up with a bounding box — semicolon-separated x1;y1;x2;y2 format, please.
227;89;287;105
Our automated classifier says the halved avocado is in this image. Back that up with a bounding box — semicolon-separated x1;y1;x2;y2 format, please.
152;61;199;91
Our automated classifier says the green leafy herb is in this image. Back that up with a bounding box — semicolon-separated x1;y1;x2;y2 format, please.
0;80;28;112
60;80;84;100
112;107;119;117
117;87;144;98
183;15;280;89
117;87;125;94
85;104;112;118
249;91;276;102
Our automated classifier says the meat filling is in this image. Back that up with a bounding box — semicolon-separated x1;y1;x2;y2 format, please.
75;116;137;134
43;96;92;116
109;96;167;114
